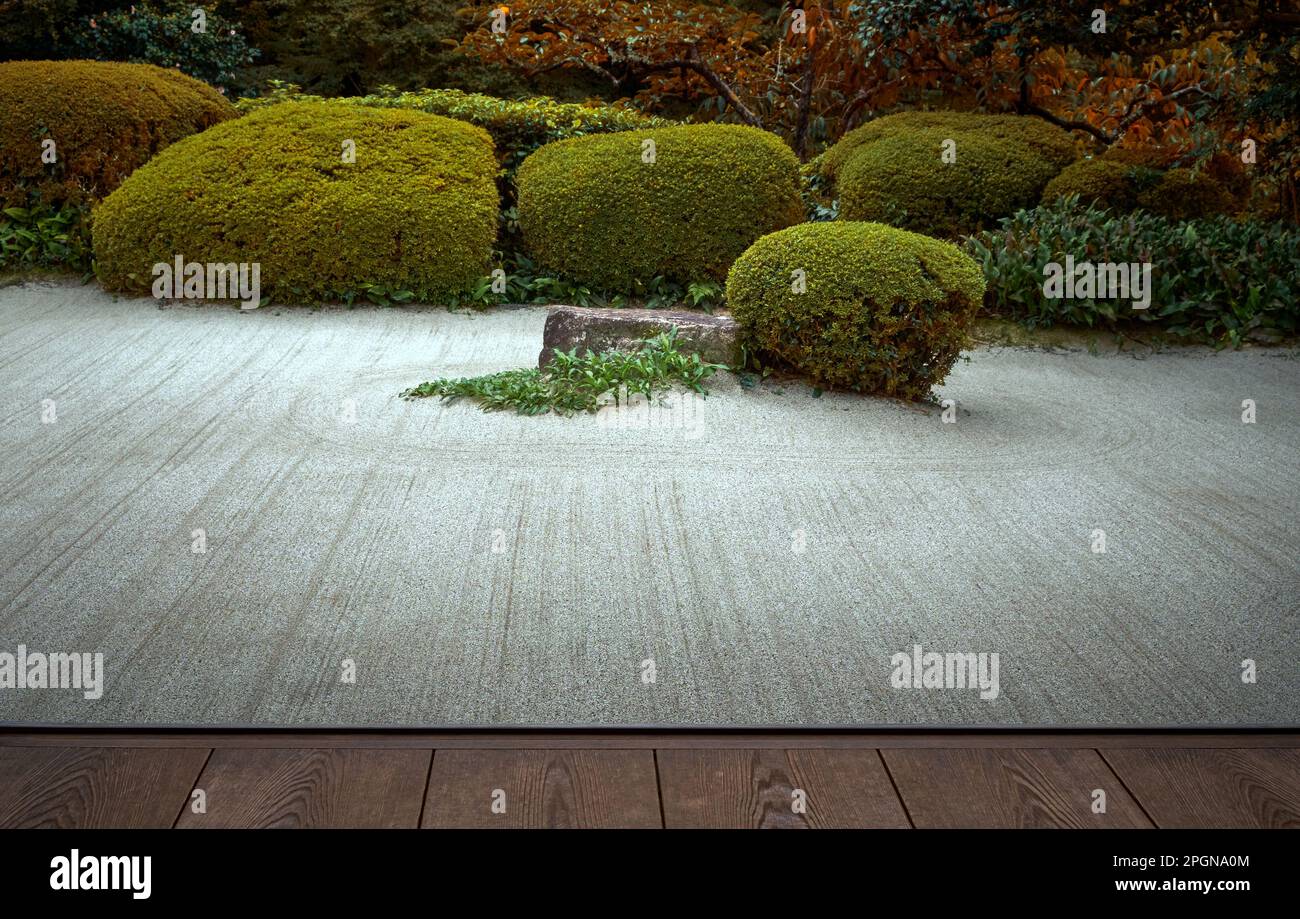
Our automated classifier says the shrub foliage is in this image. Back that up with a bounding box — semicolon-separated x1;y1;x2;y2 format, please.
965;198;1300;345
238;84;670;170
1042;148;1240;220
816;111;1077;237
92;102;498;303
0;59;235;209
517;123;804;291
727;221;986;399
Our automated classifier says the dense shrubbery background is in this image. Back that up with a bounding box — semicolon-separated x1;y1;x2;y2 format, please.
966;198;1300;346
1;1;1297;363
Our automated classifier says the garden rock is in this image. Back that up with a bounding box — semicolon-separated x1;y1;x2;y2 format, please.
538;306;739;368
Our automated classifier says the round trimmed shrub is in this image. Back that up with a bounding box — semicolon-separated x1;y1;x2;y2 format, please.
0;60;236;208
1136;167;1236;220
1043;155;1237;219
93;102;498;302
727;222;986;400
1040;157;1153;211
818;111;1077;237
516;123;804;290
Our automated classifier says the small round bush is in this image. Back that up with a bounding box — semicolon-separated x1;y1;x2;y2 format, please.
727;222;986;400
1136;168;1236;220
0;60;235;208
1042;149;1235;219
818;111;1077;237
93;102;498;302
1040;157;1153;211
516;123;804;290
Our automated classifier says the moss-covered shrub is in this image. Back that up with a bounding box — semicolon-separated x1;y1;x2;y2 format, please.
727;222;986;399
516;123;803;290
816;111;1077;237
1042;147;1237;219
0;59;236;208
93;102;498;302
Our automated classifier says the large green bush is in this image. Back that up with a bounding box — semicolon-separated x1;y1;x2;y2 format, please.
92;101;498;303
727;222;986;400
964;198;1300;345
0;59;235;209
816;111;1077;237
516;123;804;291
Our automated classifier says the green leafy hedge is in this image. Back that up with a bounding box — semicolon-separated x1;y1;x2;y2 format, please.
238;85;670;170
0;59;236;210
816;111;1078;238
727;222;986;400
517;123;804;291
93;101;498;303
1042;151;1239;220
65;1;259;89
964;198;1300;345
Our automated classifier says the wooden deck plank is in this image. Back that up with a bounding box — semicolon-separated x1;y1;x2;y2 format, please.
175;748;430;828
882;748;1153;828
2;730;1296;749
0;746;209;828
656;749;911;828
1101;748;1300;828
422;750;660;828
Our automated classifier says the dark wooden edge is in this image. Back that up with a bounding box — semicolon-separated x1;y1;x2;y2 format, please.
2;726;1297;749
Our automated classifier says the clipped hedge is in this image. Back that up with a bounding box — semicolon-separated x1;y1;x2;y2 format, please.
516;124;804;290
1042;148;1238;219
93;102;498;302
727;222;986;399
238;85;671;169
816;111;1077;237
0;59;236;209
964;198;1300;345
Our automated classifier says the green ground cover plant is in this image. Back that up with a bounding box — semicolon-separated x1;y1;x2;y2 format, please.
966;197;1300;346
401;330;726;415
0;200;92;272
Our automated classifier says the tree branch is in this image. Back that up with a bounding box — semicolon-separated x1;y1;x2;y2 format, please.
1024;104;1116;145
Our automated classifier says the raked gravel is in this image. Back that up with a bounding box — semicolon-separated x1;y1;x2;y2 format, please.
0;280;1296;726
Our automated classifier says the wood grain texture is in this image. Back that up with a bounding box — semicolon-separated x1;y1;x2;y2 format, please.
422;750;660;828
1101;748;1300;828
0;746;209;828
657;749;911;828
883;748;1153;828
175;748;430;828
4;731;1296;749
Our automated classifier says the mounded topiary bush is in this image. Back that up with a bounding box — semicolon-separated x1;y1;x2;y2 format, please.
0;60;236;208
516;123;804;290
816;111;1077;237
727;222;986;400
1042;147;1238;219
93;102;499;302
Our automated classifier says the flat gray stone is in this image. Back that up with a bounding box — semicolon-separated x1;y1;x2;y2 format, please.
538;305;739;368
